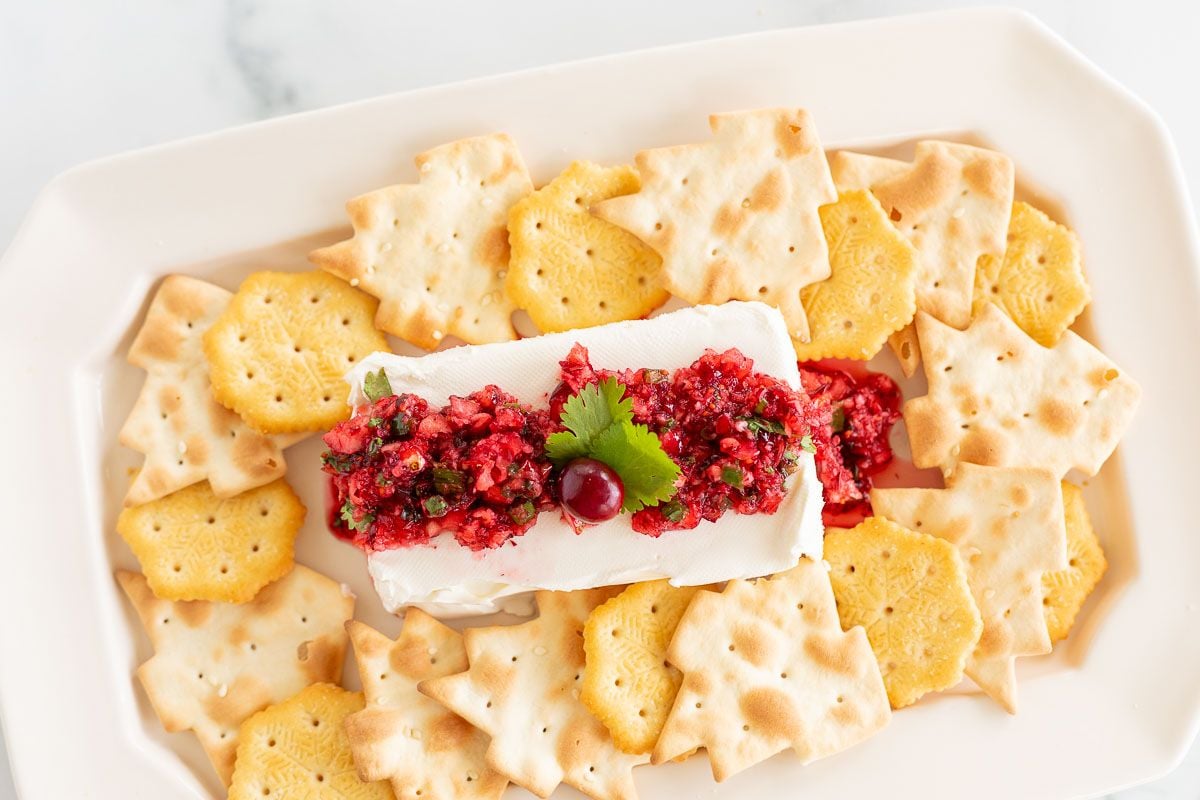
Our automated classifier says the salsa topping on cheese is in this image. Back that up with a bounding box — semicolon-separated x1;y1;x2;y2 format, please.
323;344;898;552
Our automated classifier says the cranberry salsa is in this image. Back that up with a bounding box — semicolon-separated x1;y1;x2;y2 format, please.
322;346;900;552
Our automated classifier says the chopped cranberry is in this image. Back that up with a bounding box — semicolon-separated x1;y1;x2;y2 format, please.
322;387;556;552
799;362;902;525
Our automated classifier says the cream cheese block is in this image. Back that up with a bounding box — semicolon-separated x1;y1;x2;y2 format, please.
343;302;825;617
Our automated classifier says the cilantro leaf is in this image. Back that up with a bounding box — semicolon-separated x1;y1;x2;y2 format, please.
720;464;745;489
545;430;589;463
589;422;681;513
800;433;816;454
363;368;393;403
339;500;374;532
744;416;786;435
831;405;847;433
545;378;633;464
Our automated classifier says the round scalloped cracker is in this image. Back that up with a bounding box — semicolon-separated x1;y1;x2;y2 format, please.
204;271;389;434
824;517;982;709
228;683;393;800
794;190;918;360
973;201;1090;346
507;161;668;333
1043;482;1107;643
117;477;304;603
581;579;704;754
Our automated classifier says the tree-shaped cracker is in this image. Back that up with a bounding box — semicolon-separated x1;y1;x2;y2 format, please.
872;464;1068;713
904;304;1141;477
592;108;836;341
119;275;300;507
419;588;648;800
344;614;506;800
117;567;354;784
310;133;533;349
653;558;891;781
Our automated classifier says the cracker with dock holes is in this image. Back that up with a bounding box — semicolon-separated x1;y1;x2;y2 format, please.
793;190;918;361
903;304;1141;477
120;275;303;507
228;683;394;800
419;588;648;800
117;567;354;785
825;517;982;709
973;200;1090;346
345;614;507;800
310;133;532;349
507;160;668;333
872;463;1067;713
829;143;1014;375
592;108;836;342
653;558;891;781
581;580;705;755
1043;482;1108;643
204;270;389;434
117;477;305;603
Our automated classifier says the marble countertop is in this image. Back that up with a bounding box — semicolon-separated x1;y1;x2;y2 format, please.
1;1;1197;798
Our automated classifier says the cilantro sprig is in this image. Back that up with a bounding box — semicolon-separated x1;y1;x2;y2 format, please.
546;378;680;513
363;368;393;403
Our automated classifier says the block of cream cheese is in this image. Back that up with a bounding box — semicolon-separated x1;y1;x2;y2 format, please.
343;302;825;617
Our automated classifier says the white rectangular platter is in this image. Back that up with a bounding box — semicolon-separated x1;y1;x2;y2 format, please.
0;8;1198;799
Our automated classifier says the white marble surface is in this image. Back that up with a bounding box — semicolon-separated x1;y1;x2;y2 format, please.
1;1;1197;798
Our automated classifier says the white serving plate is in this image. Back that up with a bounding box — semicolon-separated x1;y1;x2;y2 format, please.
0;8;1197;799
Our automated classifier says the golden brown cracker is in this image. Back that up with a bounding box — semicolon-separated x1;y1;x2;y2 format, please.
117;567;354;784
794;190;918;361
825;517;982;708
419;588;647;800
973;201;1089;346
346;615;506;800
1043;482;1107;642
872;463;1067;713
903;304;1141;477
117;477;304;603
593;108;837;342
652;558;891;781
311;133;532;349
228;683;394;800
581;580;704;754
507;160;667;332
204;270;389;434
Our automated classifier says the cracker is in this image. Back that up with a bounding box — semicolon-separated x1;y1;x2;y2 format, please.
345;615;506;800
419;588;648;800
592;108;837;341
825;517;982;709
653;558;891;781
117;477;304;603
904;304;1141;477
581;580;704;754
793;190;918;361
507;160;668;333
120;275;303;507
228;683;393;800
117;566;354;784
1043;482;1107;643
871;463;1067;713
311;133;532;349
204;270;389;434
973;201;1090;346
